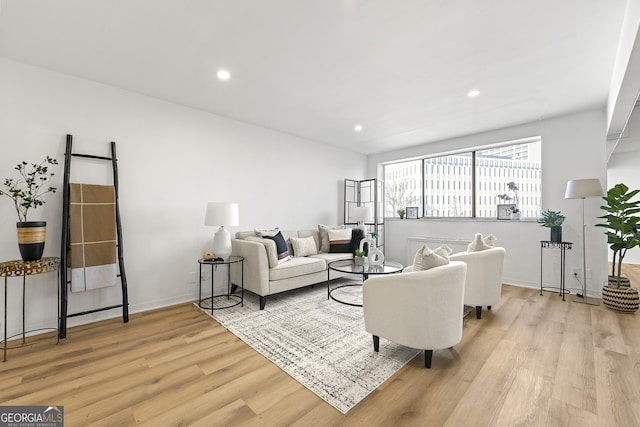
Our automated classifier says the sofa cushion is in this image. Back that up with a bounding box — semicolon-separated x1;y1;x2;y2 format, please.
328;228;353;253
290;236;318;257
309;253;353;263
262;231;291;263
269;256;326;281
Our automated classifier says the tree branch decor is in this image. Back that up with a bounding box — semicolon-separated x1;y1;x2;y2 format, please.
0;156;58;222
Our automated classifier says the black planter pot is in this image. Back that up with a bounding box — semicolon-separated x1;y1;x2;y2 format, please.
550;226;562;243
16;221;46;262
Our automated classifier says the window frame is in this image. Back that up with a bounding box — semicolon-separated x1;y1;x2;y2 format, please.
382;137;541;219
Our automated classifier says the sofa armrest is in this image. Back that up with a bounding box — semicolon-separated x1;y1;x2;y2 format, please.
230;238;270;296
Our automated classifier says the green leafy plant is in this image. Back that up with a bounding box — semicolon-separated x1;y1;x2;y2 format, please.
498;181;520;213
538;209;565;227
355;249;365;257
0;156;58;222
397;207;406;218
596;183;640;286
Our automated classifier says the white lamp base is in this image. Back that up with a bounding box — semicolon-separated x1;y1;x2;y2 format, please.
212;226;232;260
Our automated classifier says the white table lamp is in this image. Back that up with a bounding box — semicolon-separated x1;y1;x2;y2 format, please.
204;202;239;260
352;206;373;232
565;178;603;305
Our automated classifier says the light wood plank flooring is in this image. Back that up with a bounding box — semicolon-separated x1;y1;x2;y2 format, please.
1;265;639;426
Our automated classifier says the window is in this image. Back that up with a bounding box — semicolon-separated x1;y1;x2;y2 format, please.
383;138;542;218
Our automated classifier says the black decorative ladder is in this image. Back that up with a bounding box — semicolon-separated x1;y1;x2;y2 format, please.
59;134;129;338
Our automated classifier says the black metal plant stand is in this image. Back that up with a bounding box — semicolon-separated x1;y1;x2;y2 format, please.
539;240;572;301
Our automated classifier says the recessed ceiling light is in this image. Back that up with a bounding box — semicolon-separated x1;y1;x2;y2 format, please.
354;125;363;132
217;70;231;81
467;89;480;98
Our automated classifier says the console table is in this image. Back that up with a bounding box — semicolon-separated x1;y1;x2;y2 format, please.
539;241;572;301
1;257;60;362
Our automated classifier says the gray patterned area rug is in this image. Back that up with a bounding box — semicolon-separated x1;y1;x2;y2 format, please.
195;279;421;414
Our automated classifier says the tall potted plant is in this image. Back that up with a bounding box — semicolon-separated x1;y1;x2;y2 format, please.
0;156;58;261
538;209;565;243
596;183;640;312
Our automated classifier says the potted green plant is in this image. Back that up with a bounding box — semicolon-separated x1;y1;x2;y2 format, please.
596;183;640;312
354;249;366;266
538;209;565;243
498;181;520;219
0;156;58;261
397;208;406;219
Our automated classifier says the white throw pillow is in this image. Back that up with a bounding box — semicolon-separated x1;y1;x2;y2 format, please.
412;244;450;271
467;233;496;251
290;236;318;257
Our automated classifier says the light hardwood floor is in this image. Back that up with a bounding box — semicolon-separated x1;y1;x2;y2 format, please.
1;265;640;426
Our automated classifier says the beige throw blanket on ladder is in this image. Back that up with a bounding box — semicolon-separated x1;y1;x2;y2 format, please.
69;183;118;292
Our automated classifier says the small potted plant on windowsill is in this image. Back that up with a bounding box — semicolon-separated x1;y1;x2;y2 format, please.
0;156;58;261
538;209;565;243
498;181;521;219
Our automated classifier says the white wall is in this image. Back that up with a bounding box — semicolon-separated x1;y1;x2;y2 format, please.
369;109;609;297
608;106;640;264
0;58;367;337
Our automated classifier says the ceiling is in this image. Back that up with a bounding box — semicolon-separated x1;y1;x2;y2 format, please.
0;0;631;155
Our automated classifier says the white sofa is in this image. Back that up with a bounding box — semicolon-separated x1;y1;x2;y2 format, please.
230;228;353;309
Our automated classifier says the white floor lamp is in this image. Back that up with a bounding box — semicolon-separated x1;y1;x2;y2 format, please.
565;178;603;305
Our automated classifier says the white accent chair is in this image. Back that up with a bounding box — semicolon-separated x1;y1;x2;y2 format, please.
363;261;467;368
449;247;506;319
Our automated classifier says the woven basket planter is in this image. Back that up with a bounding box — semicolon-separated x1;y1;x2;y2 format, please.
607;275;631;288
602;285;639;313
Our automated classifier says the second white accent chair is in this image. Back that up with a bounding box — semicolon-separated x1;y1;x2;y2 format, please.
449;246;506;319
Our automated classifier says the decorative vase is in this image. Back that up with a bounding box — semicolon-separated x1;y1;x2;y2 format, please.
359;237;385;266
510;212;521;220
368;247;385;266
550;226;562;243
354;256;365;266
16;221;46;262
602;285;639;313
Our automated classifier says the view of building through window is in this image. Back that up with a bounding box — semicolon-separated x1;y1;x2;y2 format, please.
383;138;542;218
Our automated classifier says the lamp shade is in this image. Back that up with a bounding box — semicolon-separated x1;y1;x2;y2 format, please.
565;179;603;199
352;206;373;223
204;202;239;226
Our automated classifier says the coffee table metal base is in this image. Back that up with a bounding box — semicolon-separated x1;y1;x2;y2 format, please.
327;259;403;307
328;282;364;307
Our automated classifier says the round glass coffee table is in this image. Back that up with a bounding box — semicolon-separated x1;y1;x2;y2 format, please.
327;259;404;307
